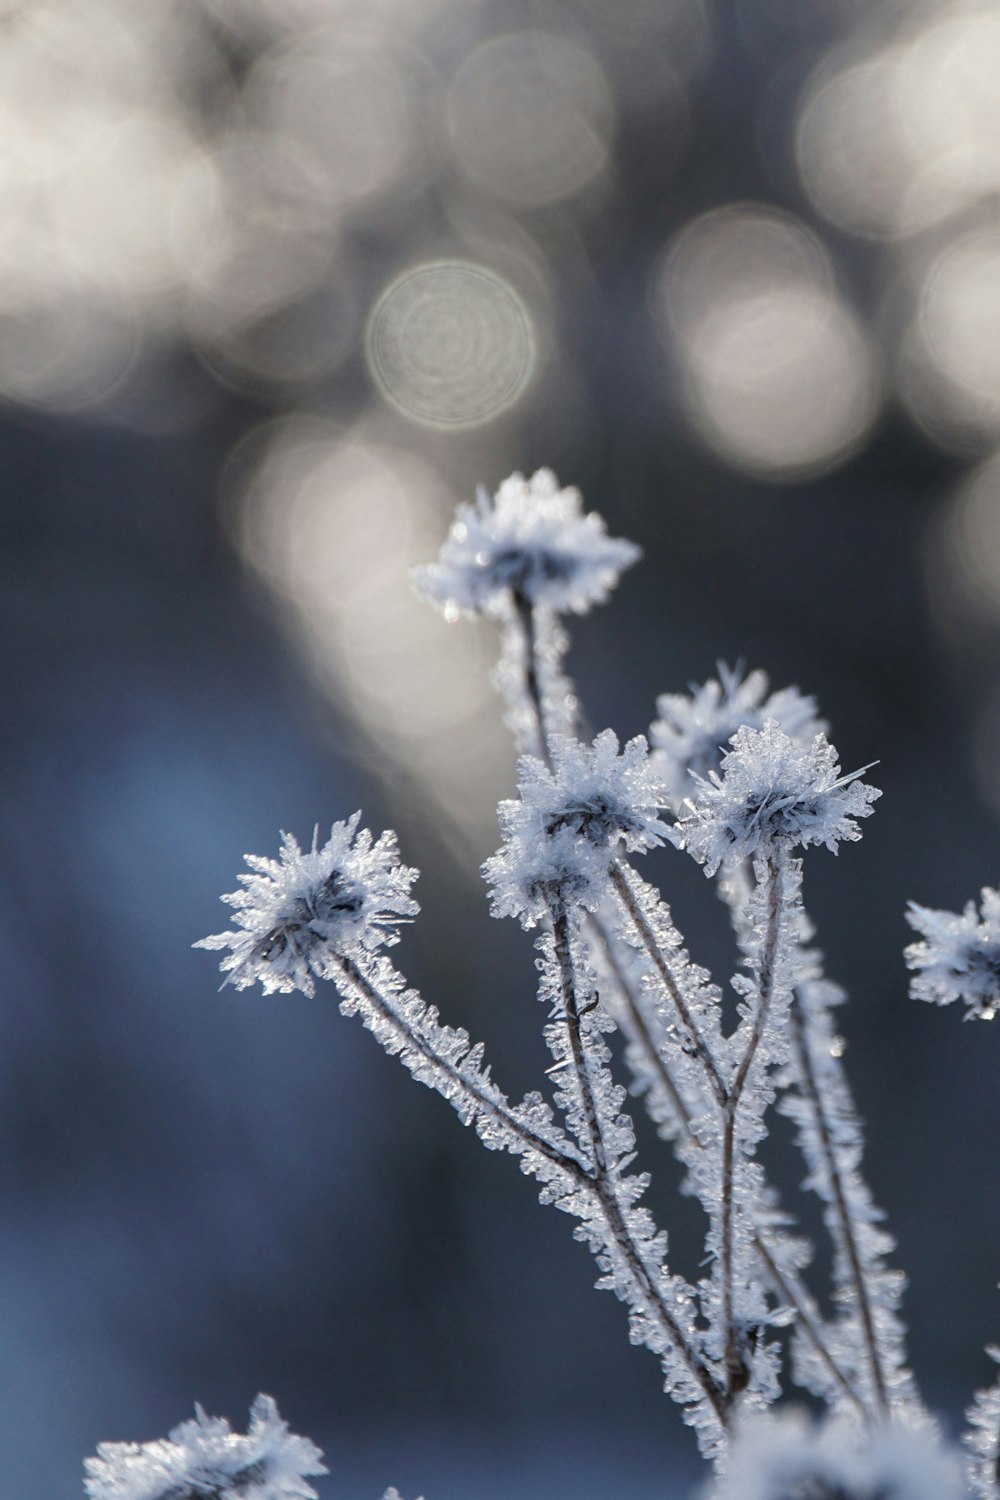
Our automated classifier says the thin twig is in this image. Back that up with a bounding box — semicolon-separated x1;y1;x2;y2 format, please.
333;954;591;1180
720;852;784;1406
789;989;890;1414
609;861;729;1109
550;903;727;1427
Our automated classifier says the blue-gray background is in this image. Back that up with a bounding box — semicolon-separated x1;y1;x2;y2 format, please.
4;1;1000;1495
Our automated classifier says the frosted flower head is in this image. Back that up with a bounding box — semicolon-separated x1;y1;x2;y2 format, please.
84;1393;327;1500
905;886;1000;1019
705;1412;964;1500
196;814;418;997
651;662;826;810
483;731;668;926
671;721;880;877
412;468;641;619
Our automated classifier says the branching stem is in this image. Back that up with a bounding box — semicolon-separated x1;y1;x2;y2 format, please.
550;902;727;1426
332;954;591;1179
610;861;729;1109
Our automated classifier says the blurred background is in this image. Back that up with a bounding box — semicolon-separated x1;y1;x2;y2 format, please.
5;0;1000;1494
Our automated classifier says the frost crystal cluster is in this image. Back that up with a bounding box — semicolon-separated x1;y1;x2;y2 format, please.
411;467;640;619
160;463;1000;1499
483;730;669;926
905;887;1000;1020
195;816;418;997
651;663;826;811
671;721;881;877
706;1412;964;1500
84;1395;326;1500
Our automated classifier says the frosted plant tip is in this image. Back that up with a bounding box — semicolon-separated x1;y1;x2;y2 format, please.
412;467;640;620
483;730;668;926
196;814;418;997
705;1411;964;1500
650;662;826;810
671;720;880;876
83;1393;327;1500
905;886;1000;1020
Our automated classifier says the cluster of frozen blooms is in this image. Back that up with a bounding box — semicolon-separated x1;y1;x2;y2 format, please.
85;471;1000;1498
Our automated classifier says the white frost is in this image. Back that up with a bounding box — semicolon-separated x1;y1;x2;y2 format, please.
196;815;418;997
83;1394;327;1500
412;468;640;619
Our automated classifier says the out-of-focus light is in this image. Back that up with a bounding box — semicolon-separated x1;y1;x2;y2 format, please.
796;52;924;239
244;29;426;212
234;419;513;834
176;135;338;317
905;228;1000;444
798;8;1000;240
366;261;536;428
936;452;1000;625
446;32;613;207
658;206;881;478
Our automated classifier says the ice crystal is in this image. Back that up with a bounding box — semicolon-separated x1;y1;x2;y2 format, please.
905;887;1000;1020
965;1346;1000;1500
779;980;916;1420
412;468;640;619
671;722;881;877
482;731;669;927
83;1394;326;1500
195;815;418;997
651;663;826;811
706;1412;964;1500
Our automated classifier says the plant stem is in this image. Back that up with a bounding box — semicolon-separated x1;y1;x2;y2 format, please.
550;903;727;1427
719;852;784;1405
789;989;890;1414
333;954;591;1180
609;861;729;1109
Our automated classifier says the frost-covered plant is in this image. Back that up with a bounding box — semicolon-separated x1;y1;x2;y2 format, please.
83;1395;326;1500
905;888;1000;1021
93;465;999;1496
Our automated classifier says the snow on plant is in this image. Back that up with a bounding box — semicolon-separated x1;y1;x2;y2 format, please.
651;663;826;812
83;1395;326;1500
194;816;418;997
905;887;1000;1021
705;1410;965;1500
670;720;881;878
90;466;1000;1496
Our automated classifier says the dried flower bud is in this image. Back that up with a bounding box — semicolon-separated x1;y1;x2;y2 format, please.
196;814;418;997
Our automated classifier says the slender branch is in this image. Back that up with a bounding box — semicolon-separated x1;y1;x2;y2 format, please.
720;852;784;1405
789;989;890;1414
586;911;696;1136
332;954;592;1180
550;903;727;1426
609;861;729;1109
513;591;553;767
750;1232;870;1423
594;911;863;1411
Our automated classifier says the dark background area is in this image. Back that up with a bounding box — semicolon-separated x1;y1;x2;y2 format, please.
4;1;1000;1495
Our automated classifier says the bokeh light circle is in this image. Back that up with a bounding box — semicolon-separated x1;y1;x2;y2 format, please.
366;261;535;428
446;32;613;207
658;205;881;479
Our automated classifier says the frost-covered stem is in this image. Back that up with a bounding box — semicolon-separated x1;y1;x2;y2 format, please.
513;591;554;767
588;914;696;1137
549;901;727;1425
720;851;783;1404
965;1349;1000;1500
750;1232;869;1421
609;861;729;1109
331;953;589;1178
788;990;890;1415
